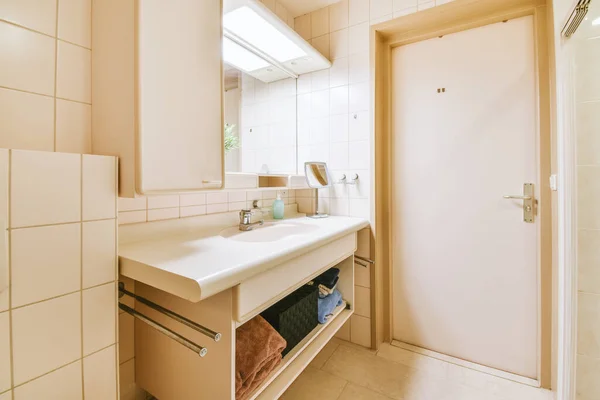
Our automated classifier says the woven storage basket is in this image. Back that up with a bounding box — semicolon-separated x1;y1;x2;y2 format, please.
260;284;318;357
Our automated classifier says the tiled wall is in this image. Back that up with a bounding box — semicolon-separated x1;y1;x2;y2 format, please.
293;0;452;348
0;150;118;400
240;75;297;174
575;6;600;399
0;0;92;154
117;189;306;225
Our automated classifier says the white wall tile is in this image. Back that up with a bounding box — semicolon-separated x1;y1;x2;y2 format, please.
13;361;82;400
349;140;370;170
118;197;146;212
370;13;393;24
180;205;207;218
348;169;370;199
179;193;206;207
297;73;312;94
577;101;600;166
118;210;146;225
12;293;81;385
311;7;329;38
206;192;228;205
330;86;349;116
0;22;55;96
310;117;330;145
330;29;349;61
83;283;116;355
578;292;600;358
0;88;54;152
349;52;369;83
83;346;117;400
349;198;370;219
0;311;9;393
147;195;179;209
330;0;349;32
578;166;600;229
57;0;91;48
418;1;435;10
312;89;330;118
349;82;370;113
312;69;330;92
207;203;228;214
11;223;80;307
330;142;349;170
82;155;116;221
147;207;179;222
577;354;600;399
0;0;57;35
82;220;116;289
11;150;81;228
393;0;418;11
349;0;369;26
370;0;393;19
330;113;349;143
56;41;91;103
0;150;7;313
348;22;369;55
393;7;417;17
578;229;600;294
349;111;370;141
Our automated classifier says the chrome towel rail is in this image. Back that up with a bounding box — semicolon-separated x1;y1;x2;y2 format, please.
119;284;221;342
355;255;375;264
354;259;368;268
119;303;208;357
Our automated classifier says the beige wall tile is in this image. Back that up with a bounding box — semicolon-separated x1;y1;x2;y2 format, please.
147;195;179;209
57;0;91;48
354;286;371;318
0;22;55;96
312;34;330;60
83;283;116;356
56;99;92;154
311;7;329;38
577;354;600;399
578;229;600;294
119;312;134;363
350;314;371;347
349;0;369;25
82;155;116;221
0;0;57;35
578;166;600;230
394;0;418;11
355;262;371;288
180;205;207;218
11;223;81;307
370;0;393;19
118;197;146;212
261;0;276;13
330;29;349;60
179;193;206;207
577;101;600;166
119;358;138;400
11;293;81;385
11;150;81;228
0;312;10;393
13;361;82;400
0;150;7;313
329;0;348;32
82;219;116;288
578;293;600;358
147;207;179;222
0;390;10;400
83;345;117;400
206;192;228;204
118;210;146;225
56;40;91;103
207;203;228;214
0;88;54;152
295;13;311;40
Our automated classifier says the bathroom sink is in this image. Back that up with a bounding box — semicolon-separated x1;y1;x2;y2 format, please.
219;221;319;243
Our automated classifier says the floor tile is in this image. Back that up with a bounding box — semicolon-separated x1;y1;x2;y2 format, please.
338;383;393;400
310;340;340;369
279;366;347;400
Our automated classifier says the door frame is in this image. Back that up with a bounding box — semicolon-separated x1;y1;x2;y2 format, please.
371;0;554;388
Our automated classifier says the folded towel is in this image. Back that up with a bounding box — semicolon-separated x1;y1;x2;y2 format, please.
235;316;287;400
317;289;343;324
318;283;337;298
314;268;340;289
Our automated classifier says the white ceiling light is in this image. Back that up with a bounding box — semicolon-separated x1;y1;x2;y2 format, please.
224;0;331;83
593;16;600;26
222;37;270;73
224;6;307;63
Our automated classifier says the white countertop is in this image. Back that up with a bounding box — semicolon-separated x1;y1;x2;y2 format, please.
119;215;369;302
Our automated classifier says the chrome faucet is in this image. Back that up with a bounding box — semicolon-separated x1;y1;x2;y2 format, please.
239;209;264;231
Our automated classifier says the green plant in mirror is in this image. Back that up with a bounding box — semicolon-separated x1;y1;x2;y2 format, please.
224;123;240;154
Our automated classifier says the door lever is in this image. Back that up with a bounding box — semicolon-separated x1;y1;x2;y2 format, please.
503;183;535;223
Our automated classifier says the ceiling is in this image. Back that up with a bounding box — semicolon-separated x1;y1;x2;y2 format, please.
276;0;340;17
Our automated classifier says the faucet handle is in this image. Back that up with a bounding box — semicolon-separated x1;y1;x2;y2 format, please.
239;209;253;224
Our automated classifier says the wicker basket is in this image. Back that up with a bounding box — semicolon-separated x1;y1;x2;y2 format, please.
260;284;319;356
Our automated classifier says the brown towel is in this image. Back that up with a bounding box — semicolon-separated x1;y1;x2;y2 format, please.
235;316;287;400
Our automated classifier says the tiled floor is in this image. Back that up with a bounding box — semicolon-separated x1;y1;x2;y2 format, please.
281;339;554;400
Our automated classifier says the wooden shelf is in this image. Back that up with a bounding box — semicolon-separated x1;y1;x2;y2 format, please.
248;301;352;400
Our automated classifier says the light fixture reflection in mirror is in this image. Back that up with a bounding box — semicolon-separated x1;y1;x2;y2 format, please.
304;162;333;218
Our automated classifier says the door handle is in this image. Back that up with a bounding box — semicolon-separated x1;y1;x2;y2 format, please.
503;183;535;223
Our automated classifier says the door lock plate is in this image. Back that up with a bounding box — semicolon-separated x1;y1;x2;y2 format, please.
523;183;534;223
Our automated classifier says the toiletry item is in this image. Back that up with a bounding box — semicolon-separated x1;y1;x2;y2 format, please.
273;192;284;219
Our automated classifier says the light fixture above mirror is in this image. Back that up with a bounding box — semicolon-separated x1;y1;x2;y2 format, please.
223;0;331;83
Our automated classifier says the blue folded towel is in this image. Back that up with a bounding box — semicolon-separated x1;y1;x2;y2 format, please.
317;289;343;324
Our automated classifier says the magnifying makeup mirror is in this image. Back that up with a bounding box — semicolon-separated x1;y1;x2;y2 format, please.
304;161;333;218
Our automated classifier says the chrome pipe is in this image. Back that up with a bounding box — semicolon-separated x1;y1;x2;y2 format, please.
119;303;207;357
355;255;375;264
119;286;221;342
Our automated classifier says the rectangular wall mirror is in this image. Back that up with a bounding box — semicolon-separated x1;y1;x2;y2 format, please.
224;67;297;175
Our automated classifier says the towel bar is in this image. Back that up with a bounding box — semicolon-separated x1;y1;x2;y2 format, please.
354;259;368;268
119;283;221;342
119;303;208;357
355;255;375;264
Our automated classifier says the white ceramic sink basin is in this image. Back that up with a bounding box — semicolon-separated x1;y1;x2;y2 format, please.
219;221;319;243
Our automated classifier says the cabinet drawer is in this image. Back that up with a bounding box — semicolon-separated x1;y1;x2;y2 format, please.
233;233;357;323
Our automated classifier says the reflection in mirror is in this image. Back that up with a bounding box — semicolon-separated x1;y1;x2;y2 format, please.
304;162;333;219
223;66;297;175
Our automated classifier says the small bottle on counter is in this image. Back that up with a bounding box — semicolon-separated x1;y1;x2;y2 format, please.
273;192;284;220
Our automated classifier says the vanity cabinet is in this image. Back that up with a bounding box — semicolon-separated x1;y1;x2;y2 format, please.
92;0;224;197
